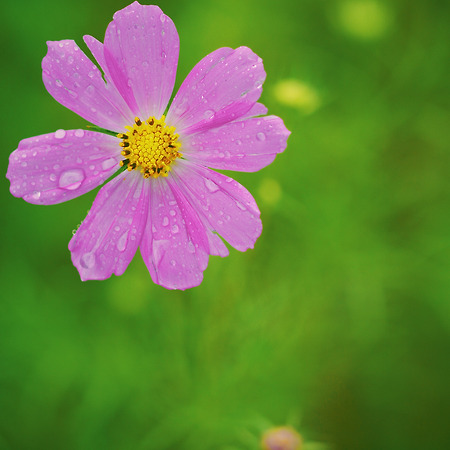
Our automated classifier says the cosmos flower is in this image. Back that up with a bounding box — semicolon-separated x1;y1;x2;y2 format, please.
6;2;290;290
261;426;303;450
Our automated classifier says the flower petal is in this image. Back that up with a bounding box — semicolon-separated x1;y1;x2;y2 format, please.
7;130;121;205
184;115;290;172
103;2;179;119
69;171;149;281
83;35;134;123
42;40;132;131
172;162;262;252
167;46;266;135
238;102;268;120
140;177;210;290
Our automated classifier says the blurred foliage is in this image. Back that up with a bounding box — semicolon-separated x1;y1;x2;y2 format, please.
1;0;449;449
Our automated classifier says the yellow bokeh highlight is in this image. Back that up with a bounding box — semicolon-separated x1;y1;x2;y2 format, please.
273;79;321;114
258;178;282;206
337;0;392;40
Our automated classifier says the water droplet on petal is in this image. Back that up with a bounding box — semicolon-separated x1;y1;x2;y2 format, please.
235;201;246;211
162;216;169;226
169;209;176;216
102;157;117;171
256;132;266;141
171;224;179;234
74;129;84;138
203;109;215;119
170;259;176;266
58;169;85;190
117;230;129;252
80;252;95;269
204;178;219;193
55;129;66;139
31;190;41;200
160;13;166;22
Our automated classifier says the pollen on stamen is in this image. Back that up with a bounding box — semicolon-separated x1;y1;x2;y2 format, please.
117;115;182;179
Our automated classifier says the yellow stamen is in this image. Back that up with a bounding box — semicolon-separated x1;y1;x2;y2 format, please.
117;115;182;179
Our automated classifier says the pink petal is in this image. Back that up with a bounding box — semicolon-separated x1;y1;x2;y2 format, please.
172;162;262;252
238;102;268;120
7;130;121;205
103;2;179;119
167;46;266;135
184;115;290;172
83;35;134;123
42;40;132;131
69;171;149;281
140;177;210;290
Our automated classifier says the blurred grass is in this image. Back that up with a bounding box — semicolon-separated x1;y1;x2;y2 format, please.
1;0;449;449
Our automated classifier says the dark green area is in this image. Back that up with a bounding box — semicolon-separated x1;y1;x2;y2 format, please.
1;0;448;449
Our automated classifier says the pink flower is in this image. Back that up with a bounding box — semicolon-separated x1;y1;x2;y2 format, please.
262;426;303;450
6;2;290;290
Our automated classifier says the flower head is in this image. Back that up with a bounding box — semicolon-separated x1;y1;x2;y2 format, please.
6;2;290;290
261;426;303;450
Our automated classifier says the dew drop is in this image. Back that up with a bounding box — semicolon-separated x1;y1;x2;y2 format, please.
68;89;77;98
102;158;117;171
114;225;120;232
117;230;129;252
235;139;242;145
74;129;84;138
55;79;63;87
235;201;246;211
58;169;85;190
162;216;169;226
256;132;266;141
161;50;166;59
169;209;176;217
55;129;66;139
50;173;57;182
160;13;166;22
31;190;41;200
204;178;219;193
203;109;215;119
80;252;95;269
170;259;176;266
171;224;179;234
21;161;27;168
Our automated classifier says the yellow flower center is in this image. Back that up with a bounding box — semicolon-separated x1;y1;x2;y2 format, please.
118;115;182;178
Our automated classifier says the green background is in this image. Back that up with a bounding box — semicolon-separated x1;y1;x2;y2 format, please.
1;0;449;449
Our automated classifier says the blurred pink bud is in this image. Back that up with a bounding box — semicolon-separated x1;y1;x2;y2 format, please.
261;426;303;450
